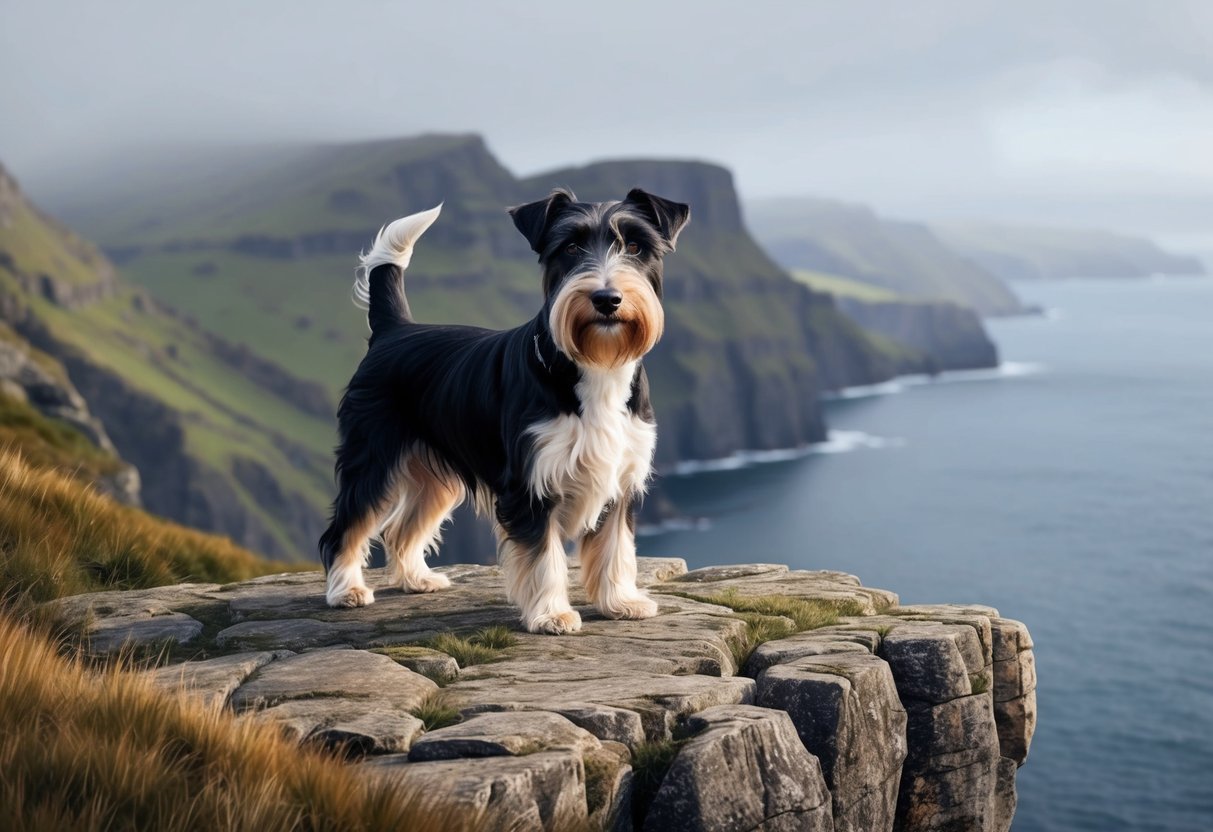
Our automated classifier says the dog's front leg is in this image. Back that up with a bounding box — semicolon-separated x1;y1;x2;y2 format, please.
578;496;659;620
498;510;581;635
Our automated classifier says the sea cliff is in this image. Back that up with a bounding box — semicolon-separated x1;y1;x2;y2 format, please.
51;558;1036;831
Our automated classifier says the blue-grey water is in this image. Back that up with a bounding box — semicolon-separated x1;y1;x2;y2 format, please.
638;277;1213;832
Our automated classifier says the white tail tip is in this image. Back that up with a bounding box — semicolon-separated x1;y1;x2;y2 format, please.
353;203;443;309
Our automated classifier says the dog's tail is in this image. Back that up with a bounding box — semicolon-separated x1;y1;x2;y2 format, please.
353;204;442;333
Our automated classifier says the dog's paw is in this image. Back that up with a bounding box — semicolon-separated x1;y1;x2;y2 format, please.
327;585;375;608
401;571;451;593
600;593;659;620
525;608;583;635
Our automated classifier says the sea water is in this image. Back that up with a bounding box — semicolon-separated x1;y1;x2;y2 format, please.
639;277;1213;831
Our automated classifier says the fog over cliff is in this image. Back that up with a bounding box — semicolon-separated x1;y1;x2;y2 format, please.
2;1;1211;249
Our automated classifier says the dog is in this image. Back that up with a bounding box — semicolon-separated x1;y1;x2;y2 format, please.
318;188;690;634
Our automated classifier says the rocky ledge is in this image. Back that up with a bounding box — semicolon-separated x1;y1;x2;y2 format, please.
50;559;1036;831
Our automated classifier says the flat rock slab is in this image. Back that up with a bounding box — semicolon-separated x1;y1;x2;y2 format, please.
145;650;284;708
744;632;871;677
409;711;599;761
448;672;757;742
369;646;460;684
230;648;437;712
366;749;588;832
87;612;203;653
644;704;834;832
463;702;647;748
256;697;425;756
656;568;899;616
216;617;378;651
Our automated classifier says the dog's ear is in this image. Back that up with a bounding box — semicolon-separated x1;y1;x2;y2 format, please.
623;189;691;250
509;189;576;254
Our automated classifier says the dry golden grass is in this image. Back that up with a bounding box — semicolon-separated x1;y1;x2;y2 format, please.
0;449;295;607
0;613;461;832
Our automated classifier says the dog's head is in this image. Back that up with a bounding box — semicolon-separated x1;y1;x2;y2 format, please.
510;188;689;370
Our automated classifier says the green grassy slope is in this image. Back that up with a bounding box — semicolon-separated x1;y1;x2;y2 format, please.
790;269;902;302
933;222;1207;281
746;196;1023;315
0;164;336;558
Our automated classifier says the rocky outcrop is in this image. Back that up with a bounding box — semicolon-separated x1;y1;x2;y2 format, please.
50;558;1036;831
0;330;141;504
836;298;999;373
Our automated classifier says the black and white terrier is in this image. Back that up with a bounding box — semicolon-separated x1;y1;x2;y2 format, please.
319;188;690;634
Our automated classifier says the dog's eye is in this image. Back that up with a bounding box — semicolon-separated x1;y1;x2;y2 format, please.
625;241;640;255
565;243;579;255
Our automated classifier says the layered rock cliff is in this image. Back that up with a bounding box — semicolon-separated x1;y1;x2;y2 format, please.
52;558;1036;831
836;298;1000;373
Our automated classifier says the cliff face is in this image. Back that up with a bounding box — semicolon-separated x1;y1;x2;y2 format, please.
0;325;140;504
837;298;999;373
51;558;1037;831
935;222;1207;281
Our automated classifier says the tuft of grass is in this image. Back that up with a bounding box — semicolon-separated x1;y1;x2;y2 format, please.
583;751;618;818
410;693;463;732
727;612;799;670
630;738;685;828
0;612;455;831
874;624;895;637
473;624;517;650
0;450;291;611
970;672;990;695
663;588;868;670
427;626;517;667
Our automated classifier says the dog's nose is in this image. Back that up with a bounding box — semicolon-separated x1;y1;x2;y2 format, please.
591;288;623;315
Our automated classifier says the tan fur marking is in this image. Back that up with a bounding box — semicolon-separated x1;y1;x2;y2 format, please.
381;456;463;592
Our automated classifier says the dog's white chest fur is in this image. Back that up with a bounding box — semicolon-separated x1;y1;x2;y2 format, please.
527;362;656;536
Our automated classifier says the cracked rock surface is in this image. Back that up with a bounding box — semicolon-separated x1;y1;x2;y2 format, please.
50;558;1035;831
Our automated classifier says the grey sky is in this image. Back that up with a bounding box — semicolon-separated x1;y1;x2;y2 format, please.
2;1;1211;243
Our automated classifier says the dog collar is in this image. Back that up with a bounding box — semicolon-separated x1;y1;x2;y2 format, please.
533;334;550;373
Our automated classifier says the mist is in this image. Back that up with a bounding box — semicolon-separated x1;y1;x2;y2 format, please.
3;0;1212;246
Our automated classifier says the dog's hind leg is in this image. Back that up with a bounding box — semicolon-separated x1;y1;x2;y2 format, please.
577;496;658;620
381;456;463;593
320;442;400;608
497;503;581;635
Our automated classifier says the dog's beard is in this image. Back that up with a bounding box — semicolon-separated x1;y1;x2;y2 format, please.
550;269;664;369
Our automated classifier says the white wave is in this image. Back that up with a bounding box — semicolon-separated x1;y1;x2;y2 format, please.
825;379;908;400
825;361;1044;400
811;429;906;454
668;429;904;476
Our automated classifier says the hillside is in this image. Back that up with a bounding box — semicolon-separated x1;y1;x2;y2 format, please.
933;222;1207;281
0;163;337;558
746;196;1024;316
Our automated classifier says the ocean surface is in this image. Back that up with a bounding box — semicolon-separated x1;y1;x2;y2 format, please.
638;277;1213;832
